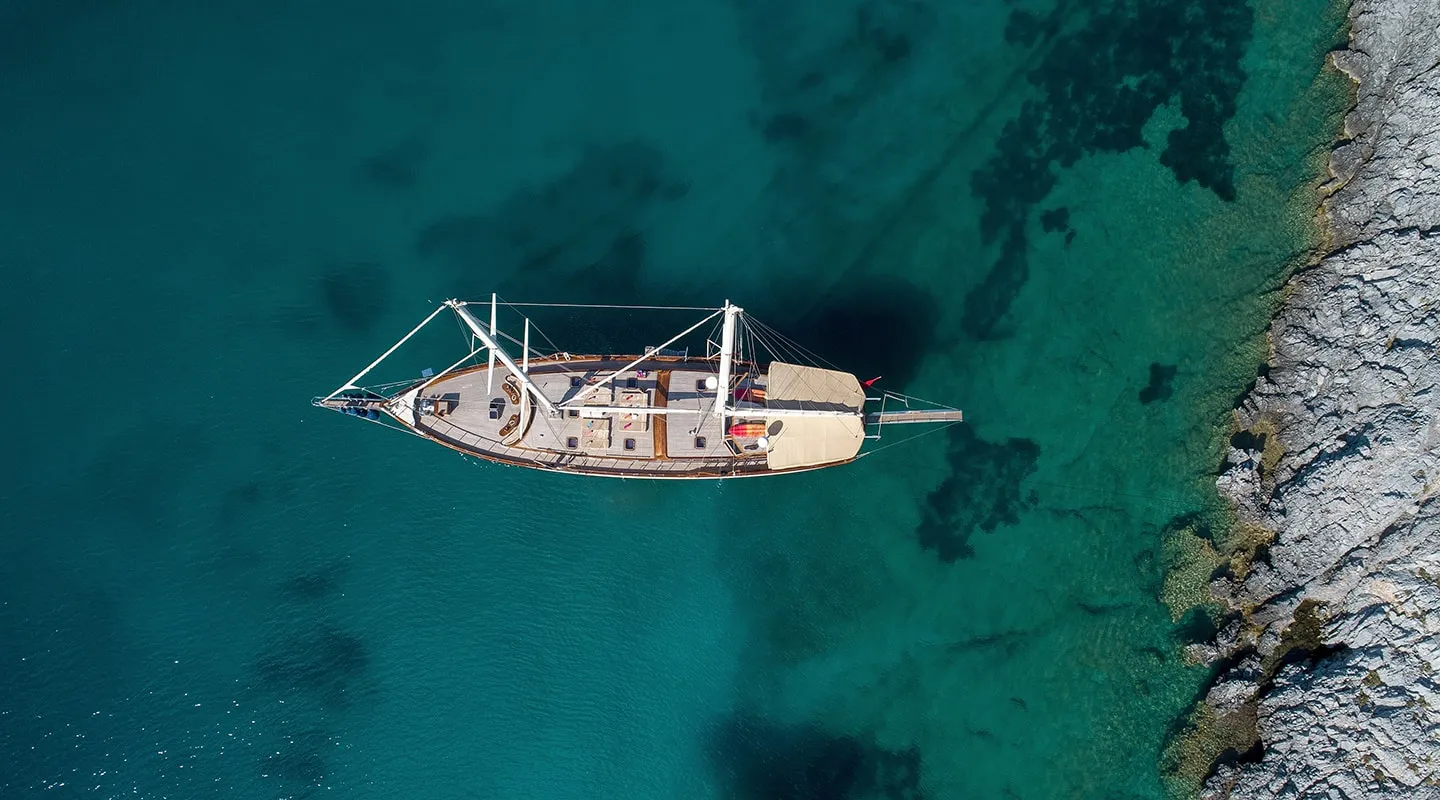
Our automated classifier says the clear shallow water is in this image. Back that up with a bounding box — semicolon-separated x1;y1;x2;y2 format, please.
0;0;1347;798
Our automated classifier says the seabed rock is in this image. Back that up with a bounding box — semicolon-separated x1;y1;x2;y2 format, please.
1190;0;1440;795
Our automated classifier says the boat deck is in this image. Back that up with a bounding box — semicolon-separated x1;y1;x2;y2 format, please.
401;357;782;478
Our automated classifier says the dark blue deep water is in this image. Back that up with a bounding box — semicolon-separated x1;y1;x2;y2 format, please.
0;0;1347;797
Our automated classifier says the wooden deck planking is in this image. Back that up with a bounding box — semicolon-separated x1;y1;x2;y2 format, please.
654;370;670;459
663;369;729;459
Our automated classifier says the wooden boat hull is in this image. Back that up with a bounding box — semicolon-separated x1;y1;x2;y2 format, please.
322;355;859;479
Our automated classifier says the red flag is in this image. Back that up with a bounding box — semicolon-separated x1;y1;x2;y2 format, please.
862;376;882;387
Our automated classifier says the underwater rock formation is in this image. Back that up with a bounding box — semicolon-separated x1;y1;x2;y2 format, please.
1197;0;1440;795
706;713;925;800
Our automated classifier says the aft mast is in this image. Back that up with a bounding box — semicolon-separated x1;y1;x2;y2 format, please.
520;317;531;423
715;300;740;417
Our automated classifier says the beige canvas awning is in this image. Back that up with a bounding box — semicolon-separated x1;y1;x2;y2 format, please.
764;414;865;469
764;362;864;410
763;362;866;469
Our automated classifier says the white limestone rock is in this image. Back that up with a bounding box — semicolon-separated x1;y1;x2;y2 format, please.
1198;0;1440;795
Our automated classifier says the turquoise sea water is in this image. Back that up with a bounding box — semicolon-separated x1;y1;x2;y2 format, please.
0;1;1347;798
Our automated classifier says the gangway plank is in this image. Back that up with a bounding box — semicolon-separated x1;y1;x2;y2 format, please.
865;409;964;425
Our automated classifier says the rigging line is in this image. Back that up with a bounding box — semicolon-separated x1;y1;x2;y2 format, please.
750;321;828;408
734;315;746;367
538;406;564;444
451;306;473;348
333;377;418;394
857;420;962;459
743;316;784;360
495;326;552;359
792;357;846;414
742;315;786;364
734;313;746;363
759;315;846;375
777;330;814;379
748;322;783;369
414;345;487;397
745;316;785;364
879;389;962;412
323;303;450;401
529;318;562;356
711;315;725;358
563;306;726;408
701;316;726;414
750;327;769;370
487;295;553;358
763;333;799;377
704;316;724;362
494;294;563;355
750;316;845;374
742;318;760;375
746;321;838;415
338;412;430;441
750;316;810;374
528;376;566;443
365;419;421;439
745;317;777;363
741;316;776;366
491;302;720;311
734;317;757;402
750;322;764;373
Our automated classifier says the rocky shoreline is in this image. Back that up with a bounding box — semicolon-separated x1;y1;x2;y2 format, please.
1193;0;1440;796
